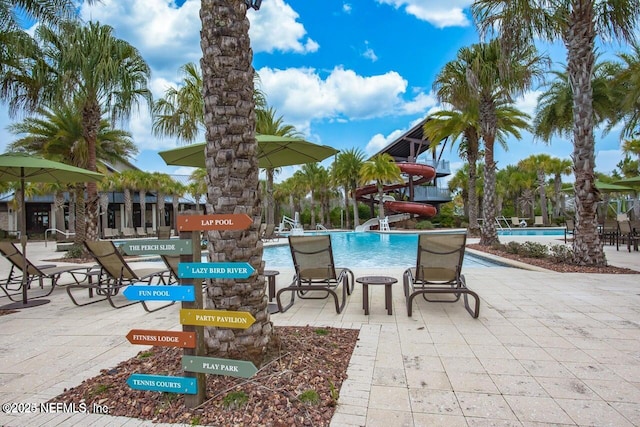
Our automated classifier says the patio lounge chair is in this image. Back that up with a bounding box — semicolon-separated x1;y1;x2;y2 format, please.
534;216;544;226
136;227;148;237
157;226;171;239
0;241;93;301
600;219;619;245
403;232;480;318
617;220;639;252
564;218;575;243
261;224;278;242
276;235;354;314
65;240;172;312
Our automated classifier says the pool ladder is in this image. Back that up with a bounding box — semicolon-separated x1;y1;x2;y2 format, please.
495;216;512;230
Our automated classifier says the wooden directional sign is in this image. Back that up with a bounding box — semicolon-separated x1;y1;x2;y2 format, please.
126;329;196;348
121;239;192;255
182;355;257;379
180;308;256;329
178;214;252;231
178;262;255;279
127;373;197;394
123;285;195;302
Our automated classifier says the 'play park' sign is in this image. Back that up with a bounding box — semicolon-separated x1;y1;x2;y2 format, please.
182;355;257;379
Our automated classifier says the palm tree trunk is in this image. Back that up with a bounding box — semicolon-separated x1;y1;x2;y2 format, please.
377;185;385;219
479;99;499;246
265;168;275;225
537;170;548;224
100;193;109;238
200;0;270;364
82;99;100;242
54;191;66;240
351;191;360;228
139;190;147;228
467;149;480;236
124;188;133;229
73;185;86;246
565;5;605;265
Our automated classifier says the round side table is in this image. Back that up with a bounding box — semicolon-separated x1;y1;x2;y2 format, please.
355;276;397;315
264;270;280;302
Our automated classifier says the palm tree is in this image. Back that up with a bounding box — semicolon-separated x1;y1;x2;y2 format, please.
199;1;269;367
34;21;152;242
518;154;554;225
359;153;403;219
188;168;208;213
152;62;204;144
255;106;301;226
148;172;174;229
615;42;640;138
547;157;573;218
448;39;545;245
0;1;96;115
332;148;366;229
473;0;640;263
7;103;137;244
298;163;325;229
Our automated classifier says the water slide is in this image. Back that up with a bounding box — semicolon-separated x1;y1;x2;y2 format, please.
356;162;438;218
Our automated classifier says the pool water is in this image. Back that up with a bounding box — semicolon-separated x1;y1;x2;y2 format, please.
497;228;565;236
262;232;506;269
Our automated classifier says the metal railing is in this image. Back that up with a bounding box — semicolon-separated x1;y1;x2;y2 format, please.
44;228;75;247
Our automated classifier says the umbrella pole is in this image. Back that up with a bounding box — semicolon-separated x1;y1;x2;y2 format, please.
0;172;50;309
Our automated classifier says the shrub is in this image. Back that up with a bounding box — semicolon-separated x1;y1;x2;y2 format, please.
64;244;84;259
521;241;549;258
415;220;434;230
297;389;320;405
548;244;574;263
503;241;521;254
222;391;249;409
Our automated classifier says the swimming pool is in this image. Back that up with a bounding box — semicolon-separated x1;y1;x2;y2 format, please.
262;232;506;269
497;228;565;236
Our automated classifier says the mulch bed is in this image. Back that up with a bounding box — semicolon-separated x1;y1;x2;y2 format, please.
468;244;639;274
50;326;359;426
0;309;18;316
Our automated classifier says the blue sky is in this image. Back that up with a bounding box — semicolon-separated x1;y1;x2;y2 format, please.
0;0;631;183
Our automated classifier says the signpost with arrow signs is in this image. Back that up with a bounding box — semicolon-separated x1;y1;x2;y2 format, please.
124;212;259;408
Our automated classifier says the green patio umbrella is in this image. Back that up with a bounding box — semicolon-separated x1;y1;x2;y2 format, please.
561;180;634;193
614;175;640;187
158;134;339;169
0;153;104;308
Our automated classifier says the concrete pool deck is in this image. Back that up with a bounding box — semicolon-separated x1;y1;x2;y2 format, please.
1;235;640;426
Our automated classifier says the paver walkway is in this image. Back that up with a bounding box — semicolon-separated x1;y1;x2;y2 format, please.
1;237;639;426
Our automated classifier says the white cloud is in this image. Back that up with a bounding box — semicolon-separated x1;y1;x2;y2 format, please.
343;3;353;14
376;0;472;28
79;0;317;80
248;0;319;54
258;66;434;133
363;41;378;62
365;129;405;156
514;90;541;118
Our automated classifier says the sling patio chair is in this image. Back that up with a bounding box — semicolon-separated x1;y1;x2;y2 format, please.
0;241;94;302
403;232;480;318
617;220;639;252
276;235;354;314
65;240;173;312
564;218;575;243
